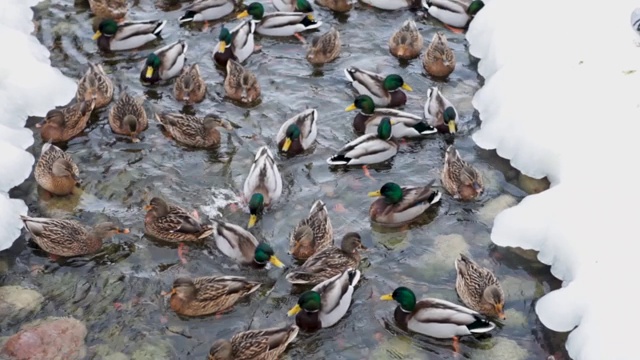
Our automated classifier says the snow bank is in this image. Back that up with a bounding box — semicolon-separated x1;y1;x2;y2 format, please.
467;0;640;359
0;0;76;251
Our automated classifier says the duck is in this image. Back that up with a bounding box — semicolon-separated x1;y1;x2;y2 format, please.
213;20;257;67
179;0;239;25
164;275;261;317
441;144;484;201
346;95;436;138
422;0;485;33
344;67;412;108
288;200;333;261
144;197;214;243
388;19;423;60
242;146;283;228
37;99;96;143
236;2;322;43
211;219;285;268
423;86;458;134
276;108;318;155
423;32;456;78
327;117;398;173
224;59;260;104
314;0;353;12
92;19;166;52
287;268;361;332
306;27;341;65
75;62;114;109
360;0;420;10
34;143;81;196
88;0;128;20
174;64;207;104
286;232;365;285
208;324;299;360
140;40;188;86
20;215;128;258
108;91;148;142
455;254;505;320
155;112;233;148
368;180;442;227
380;286;496;353
273;0;313;12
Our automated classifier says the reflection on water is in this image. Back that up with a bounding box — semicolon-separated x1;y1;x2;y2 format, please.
0;1;569;359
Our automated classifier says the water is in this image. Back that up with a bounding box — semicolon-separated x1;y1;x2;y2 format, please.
0;1;569;359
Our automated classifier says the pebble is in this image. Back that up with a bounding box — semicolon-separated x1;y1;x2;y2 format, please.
0;286;44;321
1;317;87;360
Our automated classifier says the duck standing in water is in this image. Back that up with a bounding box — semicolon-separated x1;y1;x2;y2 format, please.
236;2;322;44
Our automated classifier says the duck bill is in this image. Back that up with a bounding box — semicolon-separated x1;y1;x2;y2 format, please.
118;228;130;234
144;205;153;211
448;121;457;134
368;190;382;197
380;294;394;301
92;31;102;40
401;83;413;91
247;214;257;228
145;66;154;79
269;255;285;268
237;10;249;19
307;14;315;21
287;304;301;317
218;41;226;53
161;288;176;297
345;103;357;112
282;138;292;152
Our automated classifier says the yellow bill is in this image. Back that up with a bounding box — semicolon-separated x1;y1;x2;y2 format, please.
307;14;315;21
92;31;102;40
269;255;285;268
237;10;249;19
368;190;382;197
345;103;357;112
287;304;302;317
218;41;226;53
282;138;292;152
118;228;130;234
380;293;394;301
145;66;154;79
247;214;258;228
401;83;413;91
448;120;457;134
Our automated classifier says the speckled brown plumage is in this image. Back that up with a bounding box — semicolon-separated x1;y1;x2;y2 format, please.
423;32;456;78
39;98;96;143
76;62;114;109
455;254;505;319
289;200;334;261
306;27;341;65
144;197;213;242
155;112;232;148
315;0;352;12
108;91;148;142
34;143;81;196
388;19;423;60
88;0;128;19
441;145;484;201
208;325;299;360
173;64;207;104
224;59;260;104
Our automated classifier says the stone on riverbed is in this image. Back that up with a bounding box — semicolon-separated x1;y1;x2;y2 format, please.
418;234;469;281
474;337;528;360
1;317;87;360
370;335;420;359
477;194;518;225
518;173;550;194
0;286;44;321
500;275;540;302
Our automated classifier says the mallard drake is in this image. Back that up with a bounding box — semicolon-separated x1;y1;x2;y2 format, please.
368;180;441;227
423;86;458;134
236;2;322;43
287;268;361;332
315;0;352;12
208;325;299;360
273;0;313;13
144;197;214;242
108;91;148;142
88;0;128;20
211;220;285;268
34;143;81;196
288;200;333;261
76;62;114;109
276;108;318;155
20;215;128;258
213;20;257;67
164;276;261;317
174;64;207;104
360;0;419;10
37;99;96;143
179;0;239;24
140;40;188;86
380;286;496;353
92;19;166;52
327;117;398;169
306;27;341;65
389;19;423;60
344;68;412;108
224;59;260;104
455;254;505;320
441;144;483;201
242;146;283;228
286;232;365;285
155;112;233;148
346;95;436;138
422;0;485;33
423;32;456;78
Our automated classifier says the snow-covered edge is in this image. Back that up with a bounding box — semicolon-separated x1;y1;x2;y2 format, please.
0;0;76;251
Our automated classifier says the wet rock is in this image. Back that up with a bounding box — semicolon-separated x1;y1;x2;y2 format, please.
474;337;528;360
503;308;528;328
1;317;87;360
104;353;129;360
0;258;8;275
131;342;171;360
371;231;411;251
500;275;538;302
518;174;550;194
477;194;518;225
0;286;44;321
370;335;420;359
419;234;469;281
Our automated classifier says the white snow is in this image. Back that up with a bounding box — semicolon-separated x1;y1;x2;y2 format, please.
467;0;640;359
0;0;77;251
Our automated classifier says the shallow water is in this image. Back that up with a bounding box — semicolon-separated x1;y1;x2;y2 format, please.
1;0;569;359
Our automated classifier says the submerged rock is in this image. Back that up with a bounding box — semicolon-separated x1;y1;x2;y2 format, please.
500;275;539;302
418;234;469;281
518;173;550;194
1;317;87;360
477;194;518;225
131;342;171;360
370;335;420;359
0;286;44;321
474;337;528;360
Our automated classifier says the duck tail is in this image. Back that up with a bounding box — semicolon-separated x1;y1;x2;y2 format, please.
467;315;496;334
285;271;317;285
197;225;214;239
326;155;351;166
344;68;356;82
178;11;196;24
154;20;167;36
347;268;361;287
412;122;438;135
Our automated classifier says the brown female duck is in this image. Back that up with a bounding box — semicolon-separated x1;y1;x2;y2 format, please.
37;99;96;143
288;200;333;261
173;64;207;104
208;325;299;360
34;143;81;196
155;112;233;148
441;144;484;201
143;197;213;242
76;62;114;109
108;91;148;142
455;254;505;319
423;32;456;78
